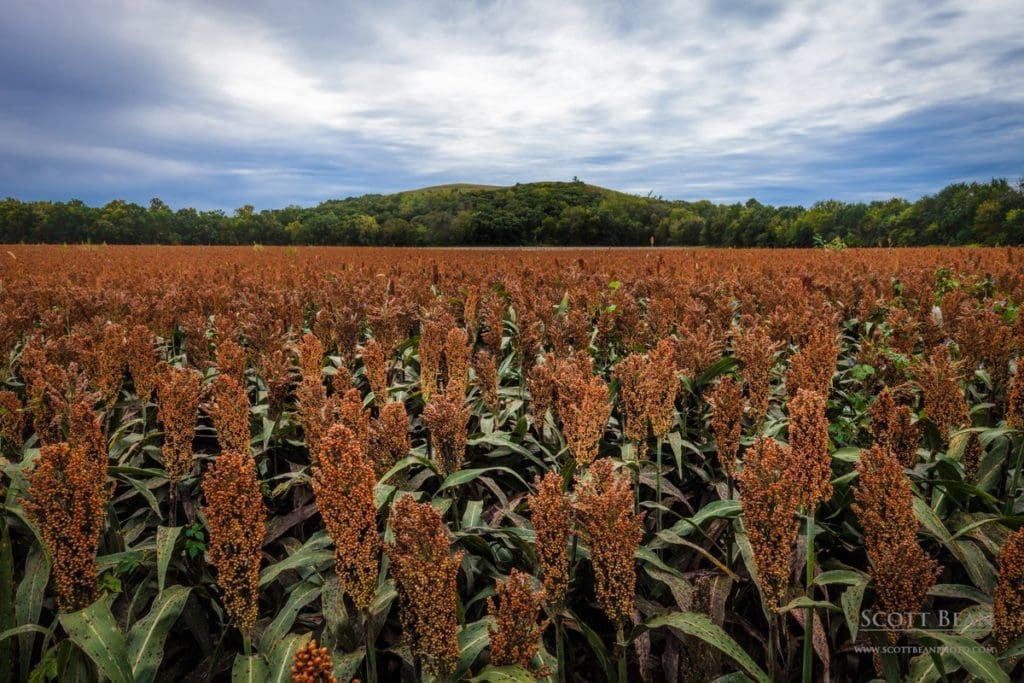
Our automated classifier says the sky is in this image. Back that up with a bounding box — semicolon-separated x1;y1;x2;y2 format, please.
1;0;1022;210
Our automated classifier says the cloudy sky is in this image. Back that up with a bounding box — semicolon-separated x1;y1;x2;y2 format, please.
1;0;1021;209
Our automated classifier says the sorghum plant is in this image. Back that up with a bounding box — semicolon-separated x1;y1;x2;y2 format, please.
360;338;388;405
422;391;470;476
387;495;462;678
708;375;744;480
202;447;266;636
156;364;201;482
529;471;572;608
853;444;940;640
206;374;250;454
993;526;1024;650
311;424;381;611
555;356;611;468
737;437;800;611
23;441;109;611
869;388;921;468
733;324;778;428
369;400;410;478
488;569;549;671
573;457;642;625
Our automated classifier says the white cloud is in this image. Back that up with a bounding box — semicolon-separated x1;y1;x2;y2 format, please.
2;0;1022;205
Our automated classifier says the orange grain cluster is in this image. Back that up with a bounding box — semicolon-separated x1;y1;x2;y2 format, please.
708;375;744;479
615;338;678;445
290;639;337;683
126;324;160;401
443;327;472;398
993;526;1024;649
733;325;778;427
206;374;250;454
555;356;611;467
359;339;388;405
787;389;833;510
869;388;920;468
529;471;572;607
0;390;24;448
1008;369;1024;430
418;320;444;403
23;441;109;611
215;338;247;385
202;448;266;633
853;445;940;638
312;424;381;611
785;324;838;400
423;392;470;476
156;365;201;481
914;344;970;438
473;349;499;414
573;458;643;624
369;400;410;478
488;568;549;671
387;495;462;678
737;437;801;611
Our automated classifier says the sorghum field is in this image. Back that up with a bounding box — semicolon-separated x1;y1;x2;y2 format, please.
2;245;1024;683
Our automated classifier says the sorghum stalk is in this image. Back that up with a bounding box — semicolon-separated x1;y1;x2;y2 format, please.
23;441;109;612
387;495;462;678
202;447;266;639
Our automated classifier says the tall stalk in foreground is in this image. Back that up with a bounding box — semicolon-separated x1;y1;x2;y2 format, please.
787;389;833;683
311;424;381;682
574;458;643;681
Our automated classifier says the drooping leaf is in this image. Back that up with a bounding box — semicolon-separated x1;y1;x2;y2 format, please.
127;585;191;683
909;630;1009;683
266;632;312;683
59;598;133;683
259;581;322;653
231;654;269;683
155;526;181;593
637;612;770;683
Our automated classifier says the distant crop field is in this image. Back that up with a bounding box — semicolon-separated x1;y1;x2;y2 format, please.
1;245;1023;682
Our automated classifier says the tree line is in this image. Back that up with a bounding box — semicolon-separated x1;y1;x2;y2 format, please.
2;178;1022;247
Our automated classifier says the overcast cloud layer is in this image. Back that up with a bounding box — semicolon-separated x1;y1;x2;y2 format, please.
1;0;1022;209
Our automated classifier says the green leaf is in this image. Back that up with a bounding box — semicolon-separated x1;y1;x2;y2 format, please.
814;569;868;586
59;598;133;683
952;604;992;638
840;580;868;642
0;517;14;683
127;585;191;683
456;616;495;677
16;543;49;683
570;611;614;683
906;652;960;683
909;630;1009;683
155;526;181;593
469;664;535;682
777;597;841;613
928;583;992;604
437;466;530;493
830;446;861;463
258;532;333;587
638;612;770;683
231;654;269;683
267;632;312;683
259;581;321;653
913;497;951;543
332;648;365;680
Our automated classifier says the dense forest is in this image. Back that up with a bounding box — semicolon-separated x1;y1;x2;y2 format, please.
2;178;1023;247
